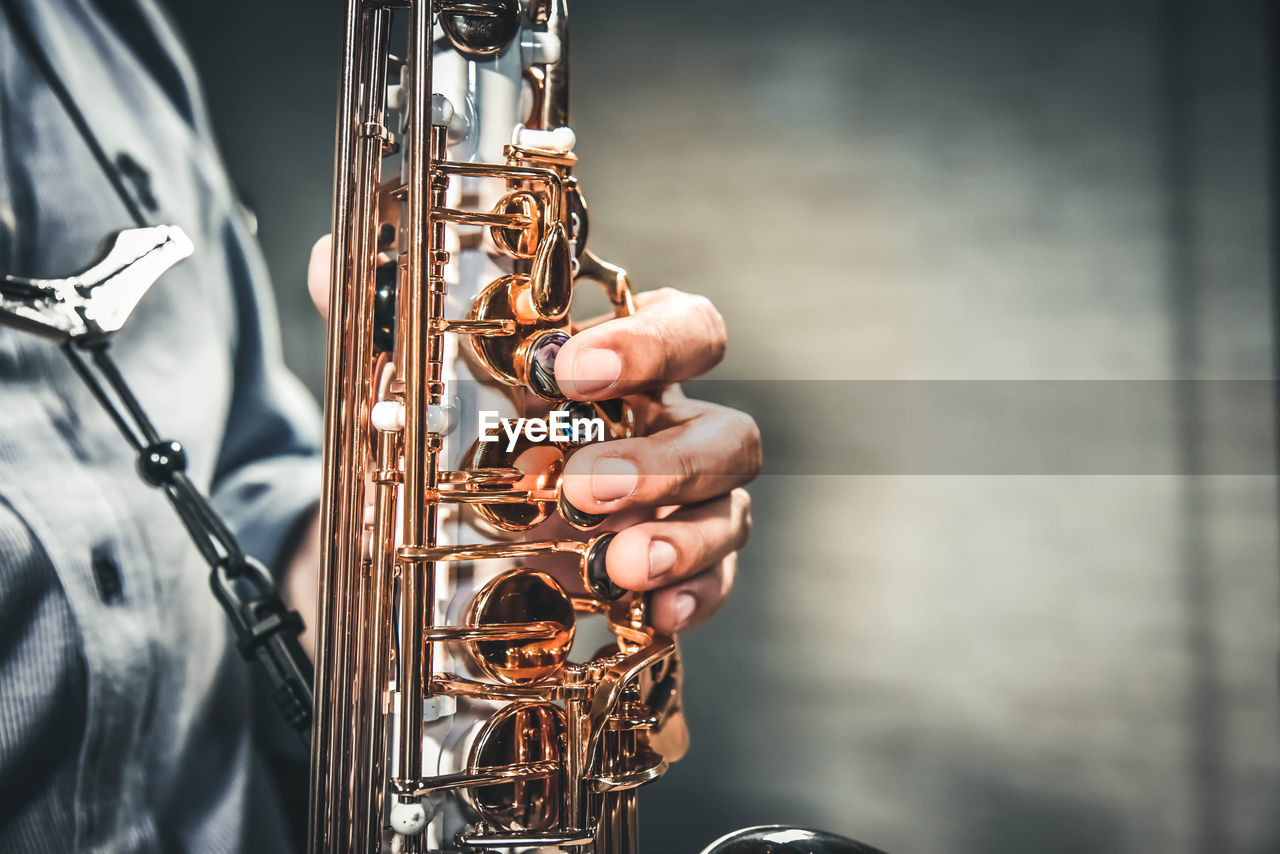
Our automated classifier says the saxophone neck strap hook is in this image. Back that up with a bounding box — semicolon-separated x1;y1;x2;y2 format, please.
0;224;313;742
0;226;193;344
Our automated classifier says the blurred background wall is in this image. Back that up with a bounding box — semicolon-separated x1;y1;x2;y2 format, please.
166;1;1280;852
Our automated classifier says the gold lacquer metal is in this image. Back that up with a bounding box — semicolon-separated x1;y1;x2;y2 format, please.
308;2;683;852
465;569;575;685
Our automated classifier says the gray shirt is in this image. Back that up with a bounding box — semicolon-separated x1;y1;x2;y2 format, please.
0;0;322;850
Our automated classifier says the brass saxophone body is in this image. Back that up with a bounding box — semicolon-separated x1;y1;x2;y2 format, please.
309;2;685;851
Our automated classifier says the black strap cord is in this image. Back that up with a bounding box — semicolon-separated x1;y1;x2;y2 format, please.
62;340;314;740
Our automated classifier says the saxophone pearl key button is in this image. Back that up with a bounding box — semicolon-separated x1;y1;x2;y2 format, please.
431;93;469;143
371;401;405;433
586;532;625;601
521;31;562;66
557;400;601;445
427;403;453;434
389;800;432;836
559;490;607;530
526;329;569;400
371;401;454;435
431;93;455;127
514;124;576;154
422;695;455;722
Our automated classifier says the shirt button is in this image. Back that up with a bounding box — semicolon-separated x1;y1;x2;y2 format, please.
91;549;123;604
115;153;159;213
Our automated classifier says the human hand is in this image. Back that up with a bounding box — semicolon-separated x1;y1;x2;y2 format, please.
553;287;761;634
306;238;762;636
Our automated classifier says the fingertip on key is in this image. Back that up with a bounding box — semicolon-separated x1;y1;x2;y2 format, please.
647;539;677;581
559;346;621;398
672;592;697;631
591;456;636;504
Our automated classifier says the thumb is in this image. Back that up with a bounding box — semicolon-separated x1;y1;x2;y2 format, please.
307;234;332;320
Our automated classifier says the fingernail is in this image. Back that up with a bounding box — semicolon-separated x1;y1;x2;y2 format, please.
567;348;621;396
648;539;678;580
591;456;637;503
673;593;697;630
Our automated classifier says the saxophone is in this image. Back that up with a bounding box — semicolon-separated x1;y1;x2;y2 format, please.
310;2;682;851
309;3;882;853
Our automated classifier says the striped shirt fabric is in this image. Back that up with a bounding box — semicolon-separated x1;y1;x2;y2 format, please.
0;0;322;850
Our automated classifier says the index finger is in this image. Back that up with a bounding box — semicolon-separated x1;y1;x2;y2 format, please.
554;288;727;401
